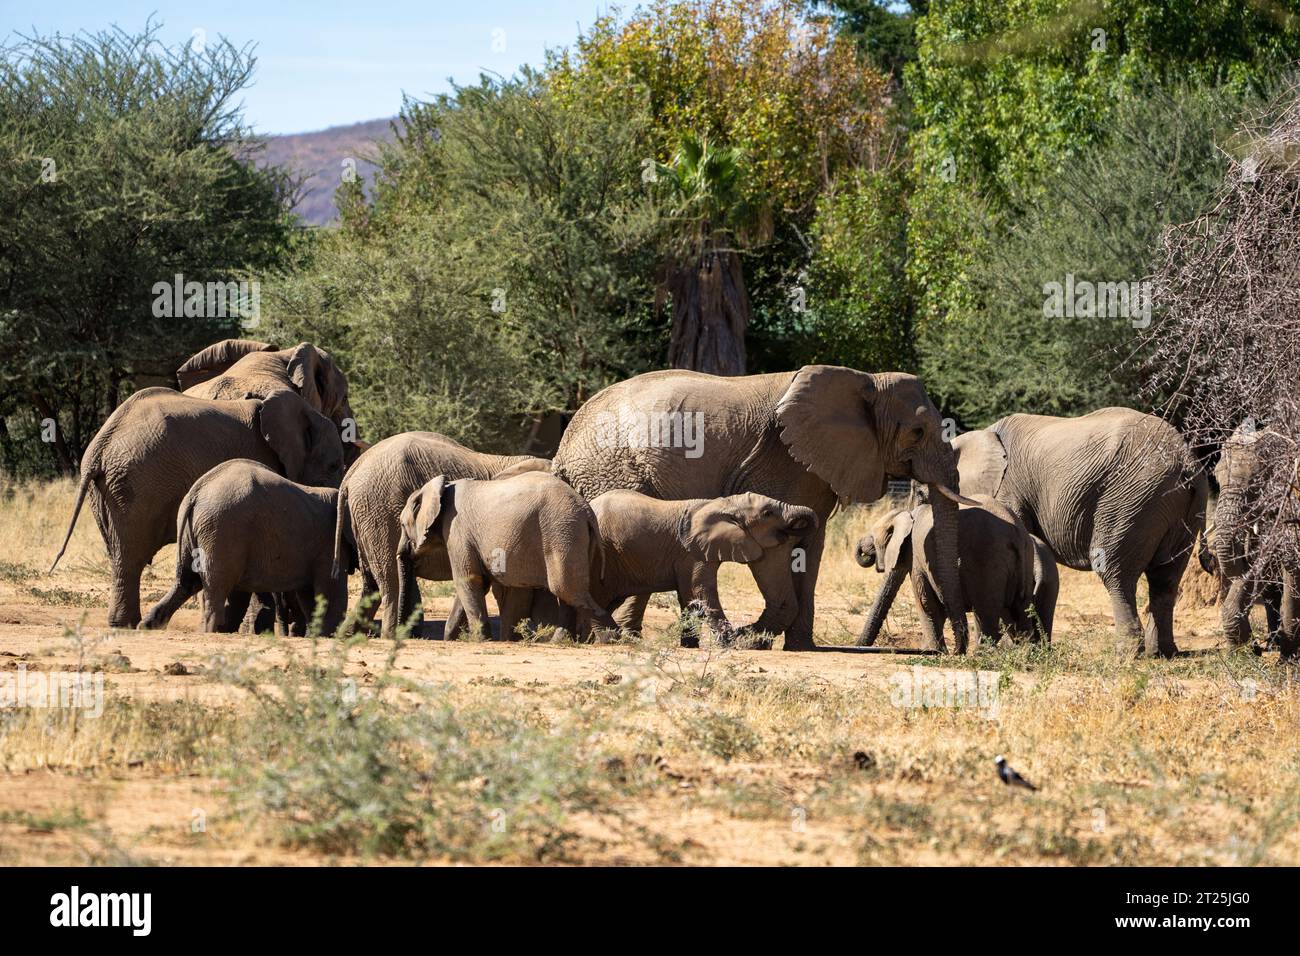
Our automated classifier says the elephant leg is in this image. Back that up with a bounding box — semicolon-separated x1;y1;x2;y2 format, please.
452;571;490;641
1263;584;1282;644
1143;559;1184;658
679;563;730;647
201;579;234;633
498;586;533;641
914;576;947;653
225;590;254;634
140;574;202;630
971;600;1002;650
785;525;825;651
612;594;648;634
1279;570;1300;660
1103;573;1144;654
444;596;468;641
108;553;146;629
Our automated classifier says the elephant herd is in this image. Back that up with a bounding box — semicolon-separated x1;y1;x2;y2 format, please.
45;339;1287;658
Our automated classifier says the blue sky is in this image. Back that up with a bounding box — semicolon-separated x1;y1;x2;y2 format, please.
2;1;617;134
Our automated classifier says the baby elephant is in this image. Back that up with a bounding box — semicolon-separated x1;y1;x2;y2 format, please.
856;494;1058;652
398;471;616;641
142;460;348;634
584;490;818;646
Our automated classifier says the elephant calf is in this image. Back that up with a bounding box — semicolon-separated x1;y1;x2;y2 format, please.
141;460;348;634
398;471;616;641
856;494;1058;651
583;490;819;646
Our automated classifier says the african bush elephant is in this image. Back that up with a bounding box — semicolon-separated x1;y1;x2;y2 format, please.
177;338;363;463
49;388;345;628
582;490;818;646
855;495;1057;650
1210;424;1296;653
953;408;1207;657
333;432;550;636
398;472;616;642
552;365;974;651
141;460;347;634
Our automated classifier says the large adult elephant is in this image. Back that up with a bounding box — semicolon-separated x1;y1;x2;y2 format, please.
332;432;550;636
952;408;1207;657
49;388;345;628
551;365;974;651
176;339;364;464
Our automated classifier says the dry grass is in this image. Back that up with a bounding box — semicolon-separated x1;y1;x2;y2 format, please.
0;480;1296;866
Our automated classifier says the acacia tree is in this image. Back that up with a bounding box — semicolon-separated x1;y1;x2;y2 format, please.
1145;83;1300;653
0;23;294;476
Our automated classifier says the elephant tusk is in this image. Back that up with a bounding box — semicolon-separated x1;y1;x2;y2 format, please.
932;482;980;507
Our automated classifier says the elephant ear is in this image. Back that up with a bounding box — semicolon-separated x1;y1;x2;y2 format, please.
953;428;1008;497
882;511;915;575
776;365;884;504
257;392;310;481
400;477;447;553
177;339;275;391
679;502;765;564
286;343;327;414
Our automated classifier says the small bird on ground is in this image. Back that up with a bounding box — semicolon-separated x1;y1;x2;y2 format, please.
995;755;1038;791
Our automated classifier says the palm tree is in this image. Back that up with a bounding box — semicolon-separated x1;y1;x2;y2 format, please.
656;132;767;375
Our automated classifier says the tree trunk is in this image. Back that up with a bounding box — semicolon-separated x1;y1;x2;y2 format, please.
666;247;748;375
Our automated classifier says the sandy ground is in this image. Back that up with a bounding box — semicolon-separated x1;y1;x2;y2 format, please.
0;479;1294;866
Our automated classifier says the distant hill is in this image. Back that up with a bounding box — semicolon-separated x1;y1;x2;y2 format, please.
255;118;400;225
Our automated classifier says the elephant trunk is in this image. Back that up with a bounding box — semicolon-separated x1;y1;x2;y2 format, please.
783;503;819;534
1212;489;1249;569
926;482;968;654
857;562;907;646
395;544;419;635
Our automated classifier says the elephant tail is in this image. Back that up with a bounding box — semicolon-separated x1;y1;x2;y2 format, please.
49;462;99;574
332;481;356;579
174;492;201;588
585;507;605;581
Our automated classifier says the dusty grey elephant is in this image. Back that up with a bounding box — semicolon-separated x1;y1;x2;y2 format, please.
552;365;975;652
398;472;617;642
333;432;550;636
49;388;345;628
177;338;364;464
141;460;347;634
855;495;1057;649
953;408;1207;657
1210;424;1296;653
581;490;818;646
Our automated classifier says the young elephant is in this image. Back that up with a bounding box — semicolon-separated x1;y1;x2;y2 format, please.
582;490;819;645
141;460;347;634
398;471;615;641
855;495;1057;651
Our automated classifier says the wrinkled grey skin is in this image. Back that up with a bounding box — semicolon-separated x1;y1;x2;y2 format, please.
1210;425;1293;652
398;472;616;642
141;460;347;634
953;408;1207;658
582;490;818;645
553;365;973;652
177;338;364;466
855;495;1055;650
49;388;345;628
334;432;550;636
